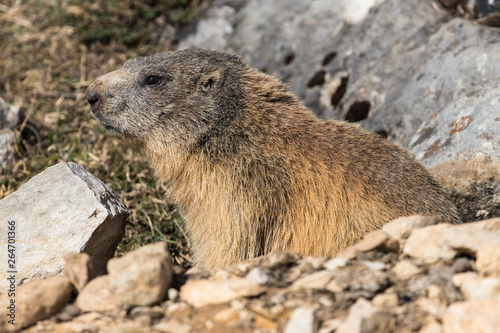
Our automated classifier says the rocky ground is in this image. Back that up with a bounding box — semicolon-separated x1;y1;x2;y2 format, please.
1;215;499;332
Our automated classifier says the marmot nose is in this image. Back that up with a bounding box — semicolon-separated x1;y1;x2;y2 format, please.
86;91;101;107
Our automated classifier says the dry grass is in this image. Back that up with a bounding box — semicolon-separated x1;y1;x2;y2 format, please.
0;0;206;267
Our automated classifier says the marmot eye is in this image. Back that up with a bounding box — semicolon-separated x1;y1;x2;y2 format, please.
145;75;162;87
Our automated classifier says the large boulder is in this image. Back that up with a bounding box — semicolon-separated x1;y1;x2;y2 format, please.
0;162;128;287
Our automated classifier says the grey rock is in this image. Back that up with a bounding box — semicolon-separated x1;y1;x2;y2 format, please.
330;264;389;294
107;242;173;308
0;162;127;287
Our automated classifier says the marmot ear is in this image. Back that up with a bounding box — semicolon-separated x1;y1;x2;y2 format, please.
200;71;221;92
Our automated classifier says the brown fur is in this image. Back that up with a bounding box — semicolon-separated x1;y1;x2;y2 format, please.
86;49;461;271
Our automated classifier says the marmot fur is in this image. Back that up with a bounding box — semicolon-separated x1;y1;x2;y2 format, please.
86;49;460;271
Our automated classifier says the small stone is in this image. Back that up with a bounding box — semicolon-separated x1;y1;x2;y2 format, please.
284;306;318;333
332;264;389;294
404;224;456;263
440;220;500;257
418;318;443;333
476;243;500;276
180;277;264;308
443;298;500;333
153;320;190;333
290;270;336;290
214;307;239;324
372;292;399;307
64;252;94;292
107;242;173;308
75;275;120;312
416;298;446;319
427;284;446;306
246;267;270;285
336;298;377;333
54;304;81;322
338;230;399;260
324;257;348;270
383;215;440;240
452;272;500;300
254;314;279;330
0;275;73;329
318;319;342;333
167;288;179;301
392;259;421;280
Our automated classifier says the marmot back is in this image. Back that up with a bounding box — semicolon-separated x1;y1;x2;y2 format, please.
86;49;461;271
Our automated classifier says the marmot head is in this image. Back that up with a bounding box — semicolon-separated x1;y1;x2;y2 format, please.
86;49;248;149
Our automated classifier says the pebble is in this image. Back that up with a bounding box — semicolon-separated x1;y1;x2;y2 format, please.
284;306;318;333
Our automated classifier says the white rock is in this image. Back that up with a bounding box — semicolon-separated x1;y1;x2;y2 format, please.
476;243;500;276
246;267;270;285
392;259;421;280
443;298;500;333
336;298;377;333
290;270;336;290
440;221;500;257
284;306;318;333
0;162;127;287
324;257;348;270
403;224;456;263
383;215;440;240
180;277;264;308
452;272;500;300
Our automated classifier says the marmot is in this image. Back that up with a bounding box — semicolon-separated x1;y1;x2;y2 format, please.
86;49;461;271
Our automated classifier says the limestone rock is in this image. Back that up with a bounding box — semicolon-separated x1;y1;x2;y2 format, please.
452;272;500;300
476;243;500;276
392;259;421;280
338;230;399;260
107;242;173;308
0;275;73;330
336;298;377;333
290;270;336;291
180;277;265;308
382;215;441;241
404;224;456;263
284;306;318;333
64;253;94;292
443;298;500;333
0;162;128;287
439;219;500;257
75;275;120;313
